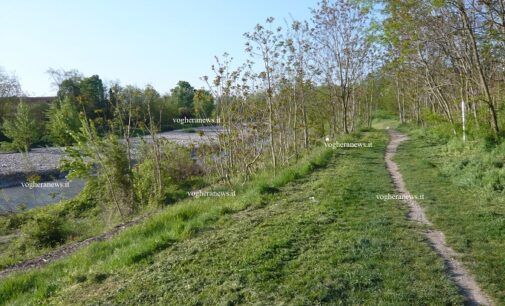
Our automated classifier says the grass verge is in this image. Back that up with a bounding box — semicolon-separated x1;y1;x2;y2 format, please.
0;130;464;305
395;125;505;303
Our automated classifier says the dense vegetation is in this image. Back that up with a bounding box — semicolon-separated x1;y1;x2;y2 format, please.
0;72;215;149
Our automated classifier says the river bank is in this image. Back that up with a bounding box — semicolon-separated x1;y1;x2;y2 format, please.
0;126;222;188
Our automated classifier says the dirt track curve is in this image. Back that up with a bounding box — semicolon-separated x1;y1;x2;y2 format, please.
385;129;493;306
0;215;148;279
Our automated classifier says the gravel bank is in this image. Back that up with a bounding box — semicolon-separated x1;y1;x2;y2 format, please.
0;126;221;188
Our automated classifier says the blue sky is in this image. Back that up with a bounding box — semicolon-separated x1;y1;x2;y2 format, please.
0;0;317;96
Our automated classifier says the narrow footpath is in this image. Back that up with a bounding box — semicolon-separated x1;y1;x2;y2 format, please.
385;129;493;306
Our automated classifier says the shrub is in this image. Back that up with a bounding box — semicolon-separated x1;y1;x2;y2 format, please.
134;140;204;206
21;213;68;248
46;97;81;146
1;101;39;151
61;119;136;220
372;109;396;120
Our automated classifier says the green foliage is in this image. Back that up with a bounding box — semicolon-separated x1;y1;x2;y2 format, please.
46;97;81;146
61;118;136;219
134;140;203;206
171;81;195;115
372;109;396;120
1;101;39;151
99;134;136;216
193;89;214;118
21;213;68;248
55;74;107;127
420;111;454;142
78;75;106;119
61;181;99;218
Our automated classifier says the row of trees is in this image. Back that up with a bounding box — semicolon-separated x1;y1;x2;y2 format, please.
0;70;216;149
202;0;379;181
55;0;382;217
380;0;505;139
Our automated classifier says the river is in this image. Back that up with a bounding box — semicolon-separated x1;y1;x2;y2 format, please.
0;126;222;211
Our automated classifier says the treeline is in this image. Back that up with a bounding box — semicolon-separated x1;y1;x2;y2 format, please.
202;0;381;181
379;0;505;140
0;68;215;150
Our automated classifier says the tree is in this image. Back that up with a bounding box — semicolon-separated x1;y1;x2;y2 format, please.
1;102;39;151
193;89;214;118
54;73;108;124
46;96;81;146
78;75;106;120
171;81;195;116
0;68;23;131
311;0;372;134
244;17;285;172
0;67;22;98
46;68;82;89
62;118;136;221
379;0;504;138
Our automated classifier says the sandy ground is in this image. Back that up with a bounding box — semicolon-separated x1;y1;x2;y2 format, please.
385;129;493;306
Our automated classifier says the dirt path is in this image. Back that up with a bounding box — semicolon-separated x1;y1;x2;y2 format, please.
0;215;148;279
385;129;493;306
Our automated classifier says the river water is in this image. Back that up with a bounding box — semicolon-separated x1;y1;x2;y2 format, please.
0;179;85;211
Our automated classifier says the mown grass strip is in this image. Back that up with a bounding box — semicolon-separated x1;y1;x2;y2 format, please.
0;145;333;305
21;130;463;305
394;129;505;303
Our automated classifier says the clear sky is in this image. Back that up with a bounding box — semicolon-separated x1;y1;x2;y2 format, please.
0;0;317;96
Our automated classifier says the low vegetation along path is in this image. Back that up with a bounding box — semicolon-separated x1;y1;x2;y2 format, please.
0;215;148;279
386;129;492;306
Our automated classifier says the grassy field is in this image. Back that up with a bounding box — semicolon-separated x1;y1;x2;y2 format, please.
395;126;505;304
0;130;464;305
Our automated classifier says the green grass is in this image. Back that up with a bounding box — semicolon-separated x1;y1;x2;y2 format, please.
0;198;106;270
395;127;505;304
0;130;464;305
372;118;399;130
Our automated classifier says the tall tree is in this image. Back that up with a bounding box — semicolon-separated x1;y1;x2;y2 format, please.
244;17;285;171
311;0;372;134
171;81;195;116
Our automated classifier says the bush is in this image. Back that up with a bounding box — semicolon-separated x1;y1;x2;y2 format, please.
46;97;81;146
61;120;136;220
61;180;99;217
1;102;39;151
372;109;396;120
21;213;68;248
134;140;204;206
